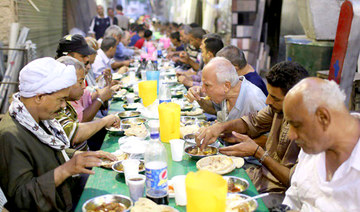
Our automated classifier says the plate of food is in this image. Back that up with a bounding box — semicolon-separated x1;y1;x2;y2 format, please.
99;150;129;169
131;198;178;212
167;179;175;198
226;193;258;212
118;111;141;119
180;125;199;139
185;145;218;160
124;123;148;138
112;160;145;174
82;194;132;212
223;176;249;193
196;155;236;175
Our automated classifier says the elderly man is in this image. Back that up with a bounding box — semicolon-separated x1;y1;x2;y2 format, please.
56;56;120;151
89;5;111;39
115;30;137;61
196;61;308;207
188;57;266;122
282;78;360;211
216;45;268;96
0;57;116;211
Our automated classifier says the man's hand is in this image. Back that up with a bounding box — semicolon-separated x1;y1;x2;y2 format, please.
110;84;122;92
103;69;112;86
178;75;193;87
103;114;120;128
219;132;258;157
179;51;190;64
186;86;202;103
98;86;113;101
196;123;225;149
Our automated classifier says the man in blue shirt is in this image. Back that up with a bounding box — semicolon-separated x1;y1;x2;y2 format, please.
216;45;268;96
115;31;137;61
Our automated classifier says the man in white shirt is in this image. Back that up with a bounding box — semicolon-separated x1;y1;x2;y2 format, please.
283;77;360;211
187;57;266;122
92;37;117;78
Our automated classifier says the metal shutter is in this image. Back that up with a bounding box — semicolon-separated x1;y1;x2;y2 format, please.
15;0;63;57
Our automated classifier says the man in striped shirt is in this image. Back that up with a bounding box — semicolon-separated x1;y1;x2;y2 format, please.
55;56;120;151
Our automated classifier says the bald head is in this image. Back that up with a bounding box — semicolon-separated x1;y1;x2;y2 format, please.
285;77;346;114
204;57;239;87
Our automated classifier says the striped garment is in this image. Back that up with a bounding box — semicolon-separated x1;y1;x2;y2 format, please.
55;102;88;151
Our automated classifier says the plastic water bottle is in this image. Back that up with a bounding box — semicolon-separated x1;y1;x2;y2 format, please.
159;83;171;104
144;129;169;205
146;60;155;71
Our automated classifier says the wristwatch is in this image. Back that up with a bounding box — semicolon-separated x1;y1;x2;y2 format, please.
260;151;269;163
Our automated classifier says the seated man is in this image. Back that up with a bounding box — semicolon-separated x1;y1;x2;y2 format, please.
134;29;152;49
169;31;185;52
115;30;138;61
216;45;268;96
0;57;116;211
187;57;266;122
92;37;120;78
56;56;121;151
282;78;360;211
196;61;309;207
178;36;223;87
102;25;132;69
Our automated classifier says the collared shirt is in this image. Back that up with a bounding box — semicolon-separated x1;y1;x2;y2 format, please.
214;77;267;122
69;89;93;122
283;133;360;211
56;102;88;151
114;42;134;61
92;49;111;78
242;106;300;194
129;33;141;46
185;44;200;62
244;71;268;96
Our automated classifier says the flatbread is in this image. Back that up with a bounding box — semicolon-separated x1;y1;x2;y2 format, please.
196;155;236;175
124;123;148;138
180;125;199;138
131;198;178;212
181;108;203;116
230;156;245;168
100;152;129;168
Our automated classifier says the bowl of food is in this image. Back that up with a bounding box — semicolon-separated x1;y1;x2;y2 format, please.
198;120;211;128
82;194;132;212
180;117;197;126
184;145;218;160
181;104;194;112
223;176;249;193
121;117;146;126
123;96;140;103
118;111;140;119
112;160;145;174
113;89;127;101
171;91;183;98
226;193;258;212
122;103;141;111
106;127;125;136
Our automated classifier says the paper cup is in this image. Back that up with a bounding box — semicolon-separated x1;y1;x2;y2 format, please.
122;159;140;184
170;139;185;162
127;174;146;202
126;93;135;104
173;175;187;206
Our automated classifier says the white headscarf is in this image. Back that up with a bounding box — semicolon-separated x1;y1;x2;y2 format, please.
10;57;77;161
19;57;77;97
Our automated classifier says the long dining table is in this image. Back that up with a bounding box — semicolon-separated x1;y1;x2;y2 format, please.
75;90;269;212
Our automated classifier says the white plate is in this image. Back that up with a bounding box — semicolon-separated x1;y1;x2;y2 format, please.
112;73;123;80
119;137;147;154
